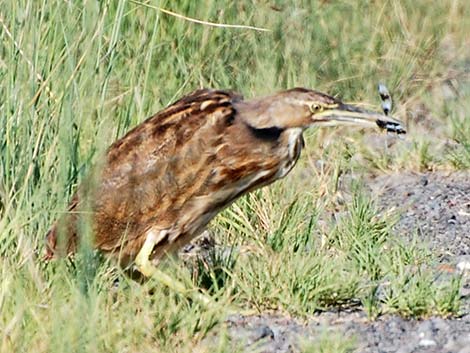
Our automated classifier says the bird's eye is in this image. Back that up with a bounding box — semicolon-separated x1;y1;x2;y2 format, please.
309;103;323;113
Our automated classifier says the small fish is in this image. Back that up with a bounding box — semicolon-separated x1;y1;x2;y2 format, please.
377;83;406;135
378;83;392;116
376;119;406;135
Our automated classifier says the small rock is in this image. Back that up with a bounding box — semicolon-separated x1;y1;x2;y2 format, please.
448;215;458;225
457;261;470;273
419;338;437;347
421;176;429;187
461;283;470;297
251;325;275;343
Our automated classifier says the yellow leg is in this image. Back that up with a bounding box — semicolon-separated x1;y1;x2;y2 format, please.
134;230;163;277
134;230;211;305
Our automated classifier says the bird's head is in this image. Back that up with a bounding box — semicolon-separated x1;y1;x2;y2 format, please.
238;87;406;134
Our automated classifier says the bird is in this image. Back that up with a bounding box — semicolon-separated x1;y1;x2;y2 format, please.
45;87;405;283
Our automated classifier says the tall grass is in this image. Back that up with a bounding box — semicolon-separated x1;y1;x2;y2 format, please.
1;0;469;351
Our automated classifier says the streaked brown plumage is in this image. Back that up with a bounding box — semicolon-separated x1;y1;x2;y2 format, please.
45;88;405;277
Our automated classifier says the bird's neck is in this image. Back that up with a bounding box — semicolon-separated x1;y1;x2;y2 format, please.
235;99;307;130
275;127;304;179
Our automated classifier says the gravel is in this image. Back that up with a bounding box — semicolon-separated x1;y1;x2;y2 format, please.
201;311;470;353
369;172;470;259
198;172;470;352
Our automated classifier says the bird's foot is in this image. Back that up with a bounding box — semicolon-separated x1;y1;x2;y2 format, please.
135;230;213;306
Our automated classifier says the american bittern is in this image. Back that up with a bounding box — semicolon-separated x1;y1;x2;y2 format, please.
46;88;405;285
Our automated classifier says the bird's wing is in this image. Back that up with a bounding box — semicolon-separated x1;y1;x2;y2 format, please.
103;89;243;183
46;88;244;255
170;88;243;106
92;89;243;233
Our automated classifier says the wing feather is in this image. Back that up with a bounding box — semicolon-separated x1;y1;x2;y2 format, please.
46;89;242;257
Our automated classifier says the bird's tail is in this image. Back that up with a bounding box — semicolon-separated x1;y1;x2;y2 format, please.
43;220;79;260
44;223;58;260
44;195;80;260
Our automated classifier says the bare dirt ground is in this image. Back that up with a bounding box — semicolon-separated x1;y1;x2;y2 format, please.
370;172;470;260
201;172;470;353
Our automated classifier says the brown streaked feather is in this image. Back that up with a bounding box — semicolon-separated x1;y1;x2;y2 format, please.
45;88;292;266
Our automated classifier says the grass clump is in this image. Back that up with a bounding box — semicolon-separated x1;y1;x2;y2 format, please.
219;184;460;319
448;114;470;168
